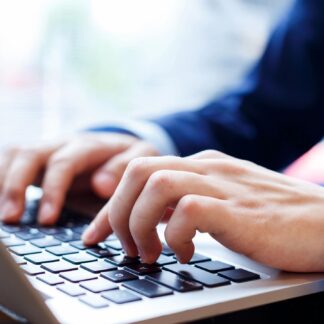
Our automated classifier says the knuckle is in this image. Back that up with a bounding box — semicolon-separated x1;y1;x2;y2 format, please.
47;154;72;171
146;170;172;192
125;157;150;178
215;160;246;174
177;195;201;217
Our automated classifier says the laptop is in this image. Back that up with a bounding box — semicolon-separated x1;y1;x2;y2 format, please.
1;197;324;324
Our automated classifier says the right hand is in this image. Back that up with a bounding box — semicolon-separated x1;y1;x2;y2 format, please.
0;132;159;225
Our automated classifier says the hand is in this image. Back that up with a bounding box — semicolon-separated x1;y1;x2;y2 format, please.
0;133;159;225
83;150;324;272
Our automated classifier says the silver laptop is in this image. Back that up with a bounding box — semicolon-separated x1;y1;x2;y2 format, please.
1;198;324;324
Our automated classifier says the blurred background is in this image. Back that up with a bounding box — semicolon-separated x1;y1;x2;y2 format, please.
0;0;292;147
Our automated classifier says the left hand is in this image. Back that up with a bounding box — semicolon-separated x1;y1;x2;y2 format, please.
83;150;324;272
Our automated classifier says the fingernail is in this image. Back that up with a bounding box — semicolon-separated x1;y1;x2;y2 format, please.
39;202;55;224
0;200;20;221
82;222;97;243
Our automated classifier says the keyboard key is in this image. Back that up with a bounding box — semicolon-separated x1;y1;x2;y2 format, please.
69;240;90;250
87;247;119;258
10;254;27;265
41;261;78;273
10;245;41;256
0;224;23;233
57;284;86;297
16;229;45;241
37;273;64;286
20;264;45;276
104;240;123;251
1;237;25;247
60;270;97;283
0;229;10;239
81;261;117;273
46;245;79;256
101;289;141;304
80;278;118;293
79;295;109;309
164;264;230;288
123;279;173;298
38;227;66;235
30;238;61;248
146;272;203;292
124;263;161;276
218;269;260;283
25;252;60;264
71;224;88;235
161;244;175;256
55;232;81;242
195;261;235;273
63;253;97;265
173;253;211;264
105;255;140;267
155;255;177;266
101;270;138;283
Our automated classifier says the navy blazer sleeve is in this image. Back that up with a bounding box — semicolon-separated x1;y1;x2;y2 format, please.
152;0;324;170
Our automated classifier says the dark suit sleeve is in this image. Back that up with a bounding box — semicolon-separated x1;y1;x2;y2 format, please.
152;0;324;170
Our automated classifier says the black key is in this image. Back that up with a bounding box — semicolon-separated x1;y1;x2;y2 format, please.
164;264;230;288
10;245;41;256
146;272;203;292
104;240;123;251
25;252;60;264
79;295;109;309
30;238;61;248
155;255;177;266
41;261;78;273
63;253;97;265
0;224;24;233
16;229;45;241
80;278;118;293
161;244;174;256
173;253;211;264
87;247;119;258
105;255;140;267
0;229;10;239
101;270;138;283
46;245;79;256
218;268;260;283
60;270;97;283
38;227;66;235
1;237;25;247
70;240;90;250
81;261;117;273
37;273;64;286
10;254;27;265
57;284;86;297
55;232;81;242
122;279;173;298
124;263;161;276
20;264;45;276
101;289;141;304
195;261;235;273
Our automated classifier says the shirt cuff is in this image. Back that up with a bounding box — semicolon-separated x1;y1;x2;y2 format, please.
88;120;179;156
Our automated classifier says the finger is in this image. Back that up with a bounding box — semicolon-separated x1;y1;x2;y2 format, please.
0;147;19;193
188;149;231;160
165;195;232;263
39;140;127;225
0;147;56;222
92;141;158;198
107;156;204;256
82;201;113;245
129;170;226;263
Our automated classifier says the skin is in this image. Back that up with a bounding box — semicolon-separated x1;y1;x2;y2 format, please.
0;133;158;225
82;150;324;272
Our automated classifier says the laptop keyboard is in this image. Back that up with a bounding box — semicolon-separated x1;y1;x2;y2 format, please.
0;200;261;309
